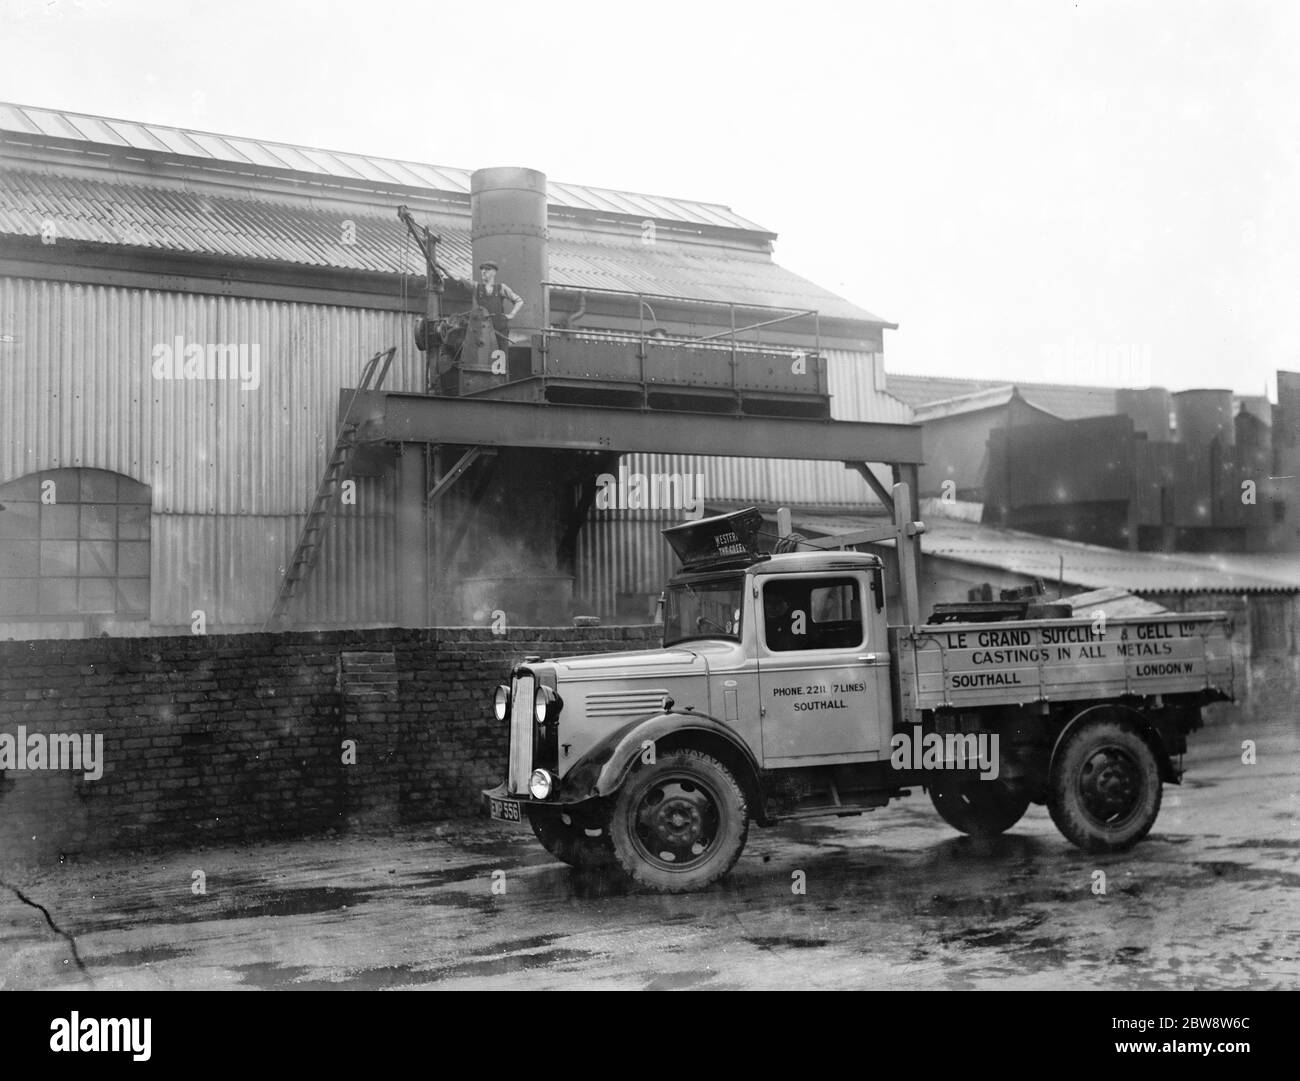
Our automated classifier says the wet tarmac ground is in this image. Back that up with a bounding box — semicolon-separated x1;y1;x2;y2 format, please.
2;724;1297;990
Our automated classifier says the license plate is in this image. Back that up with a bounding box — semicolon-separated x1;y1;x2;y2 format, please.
489;796;521;822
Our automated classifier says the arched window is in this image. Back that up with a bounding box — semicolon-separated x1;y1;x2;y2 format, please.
0;469;150;624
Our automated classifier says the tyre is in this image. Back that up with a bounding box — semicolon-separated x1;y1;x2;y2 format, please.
609;748;749;893
526;805;616;869
1048;715;1162;853
929;775;1031;837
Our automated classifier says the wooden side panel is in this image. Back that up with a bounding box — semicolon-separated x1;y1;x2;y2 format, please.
899;614;1234;710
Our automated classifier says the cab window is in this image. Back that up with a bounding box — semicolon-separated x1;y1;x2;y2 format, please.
762;576;864;652
663;574;744;645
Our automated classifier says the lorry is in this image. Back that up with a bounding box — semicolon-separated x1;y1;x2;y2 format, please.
483;497;1235;893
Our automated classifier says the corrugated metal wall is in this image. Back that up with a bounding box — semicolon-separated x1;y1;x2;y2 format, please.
0;278;421;510
618;349;910;508
1;278;912;629
151;473;396;629
0;277;417;629
574;514;676;622
574;349;916;620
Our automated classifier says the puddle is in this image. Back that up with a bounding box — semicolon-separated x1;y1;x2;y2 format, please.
89;944;192;968
921;890;1070;918
746;936;830;950
422;948;592;980
644;969;718;990
206;886;373;921
233;962;327;989
54;885;376;934
1189;862;1300;888
405;862;516;888
939;912;1047;948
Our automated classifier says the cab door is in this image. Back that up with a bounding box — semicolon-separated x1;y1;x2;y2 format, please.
756;572;891;767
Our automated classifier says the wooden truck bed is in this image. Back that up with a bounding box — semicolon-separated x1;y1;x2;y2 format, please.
893;612;1235;717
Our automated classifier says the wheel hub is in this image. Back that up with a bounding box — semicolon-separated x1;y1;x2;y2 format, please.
1079;747;1140;823
634;778;718;866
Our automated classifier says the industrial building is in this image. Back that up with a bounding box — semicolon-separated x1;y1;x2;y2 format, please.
889;373;1298;554
983;383;1297;553
0;103;916;638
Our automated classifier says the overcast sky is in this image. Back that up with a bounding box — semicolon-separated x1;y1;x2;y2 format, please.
2;0;1296;398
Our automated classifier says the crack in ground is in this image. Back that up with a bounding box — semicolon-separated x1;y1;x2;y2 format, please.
0;875;92;985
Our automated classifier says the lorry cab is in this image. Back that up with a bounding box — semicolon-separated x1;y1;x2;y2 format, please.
747;554;892;767
660;552;891;767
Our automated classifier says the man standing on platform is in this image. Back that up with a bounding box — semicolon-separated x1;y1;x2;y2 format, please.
459;260;523;352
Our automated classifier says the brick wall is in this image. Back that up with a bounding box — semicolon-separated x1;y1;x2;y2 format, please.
0;626;660;862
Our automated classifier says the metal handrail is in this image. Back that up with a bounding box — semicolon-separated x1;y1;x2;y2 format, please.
543;324;813;357
337;347;395;441
695;308;817;342
542;283;822;363
541;281;821;317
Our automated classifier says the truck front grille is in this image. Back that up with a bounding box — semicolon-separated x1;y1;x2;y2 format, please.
507;673;536;795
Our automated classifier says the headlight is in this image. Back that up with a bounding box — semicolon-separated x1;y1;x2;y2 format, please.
529;769;554;800
493;685;509;721
534;686;549;724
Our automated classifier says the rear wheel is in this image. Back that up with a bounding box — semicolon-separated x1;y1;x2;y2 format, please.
1048;716;1162;853
526;805;616;869
609;748;748;893
929;775;1031;837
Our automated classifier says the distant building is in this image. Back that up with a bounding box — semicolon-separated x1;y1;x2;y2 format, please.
886;373;1298;554
983;385;1296;553
885;375;1125;501
908;386;1059;501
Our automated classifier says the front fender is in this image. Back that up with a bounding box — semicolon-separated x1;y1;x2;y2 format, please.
561;712;766;819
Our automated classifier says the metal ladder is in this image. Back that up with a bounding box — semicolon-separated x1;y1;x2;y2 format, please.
265;348;396;629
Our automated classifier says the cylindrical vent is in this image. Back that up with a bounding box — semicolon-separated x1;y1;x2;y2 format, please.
1116;386;1172;441
1173;388;1235;449
471;167;549;336
1234;406;1271;458
1277;372;1300;452
1234;395;1272;427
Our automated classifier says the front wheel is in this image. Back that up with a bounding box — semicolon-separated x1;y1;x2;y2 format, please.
929;775;1031;837
527;806;616;869
609;748;749;893
1048;716;1162;853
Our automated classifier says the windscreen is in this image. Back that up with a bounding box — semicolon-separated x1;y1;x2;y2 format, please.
664;575;744;645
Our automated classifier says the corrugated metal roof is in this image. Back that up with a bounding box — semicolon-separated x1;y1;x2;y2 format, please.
910;385;1066;422
886;374;1119;420
1019;384;1121;419
1166;552;1300;589
790;512;1299;594
0;168;889;323
1059;587;1170;617
889;373;1277;427
886;375;1012;408
0;102;771;233
546;241;888;321
910;385;1019;419
0;168;463;273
